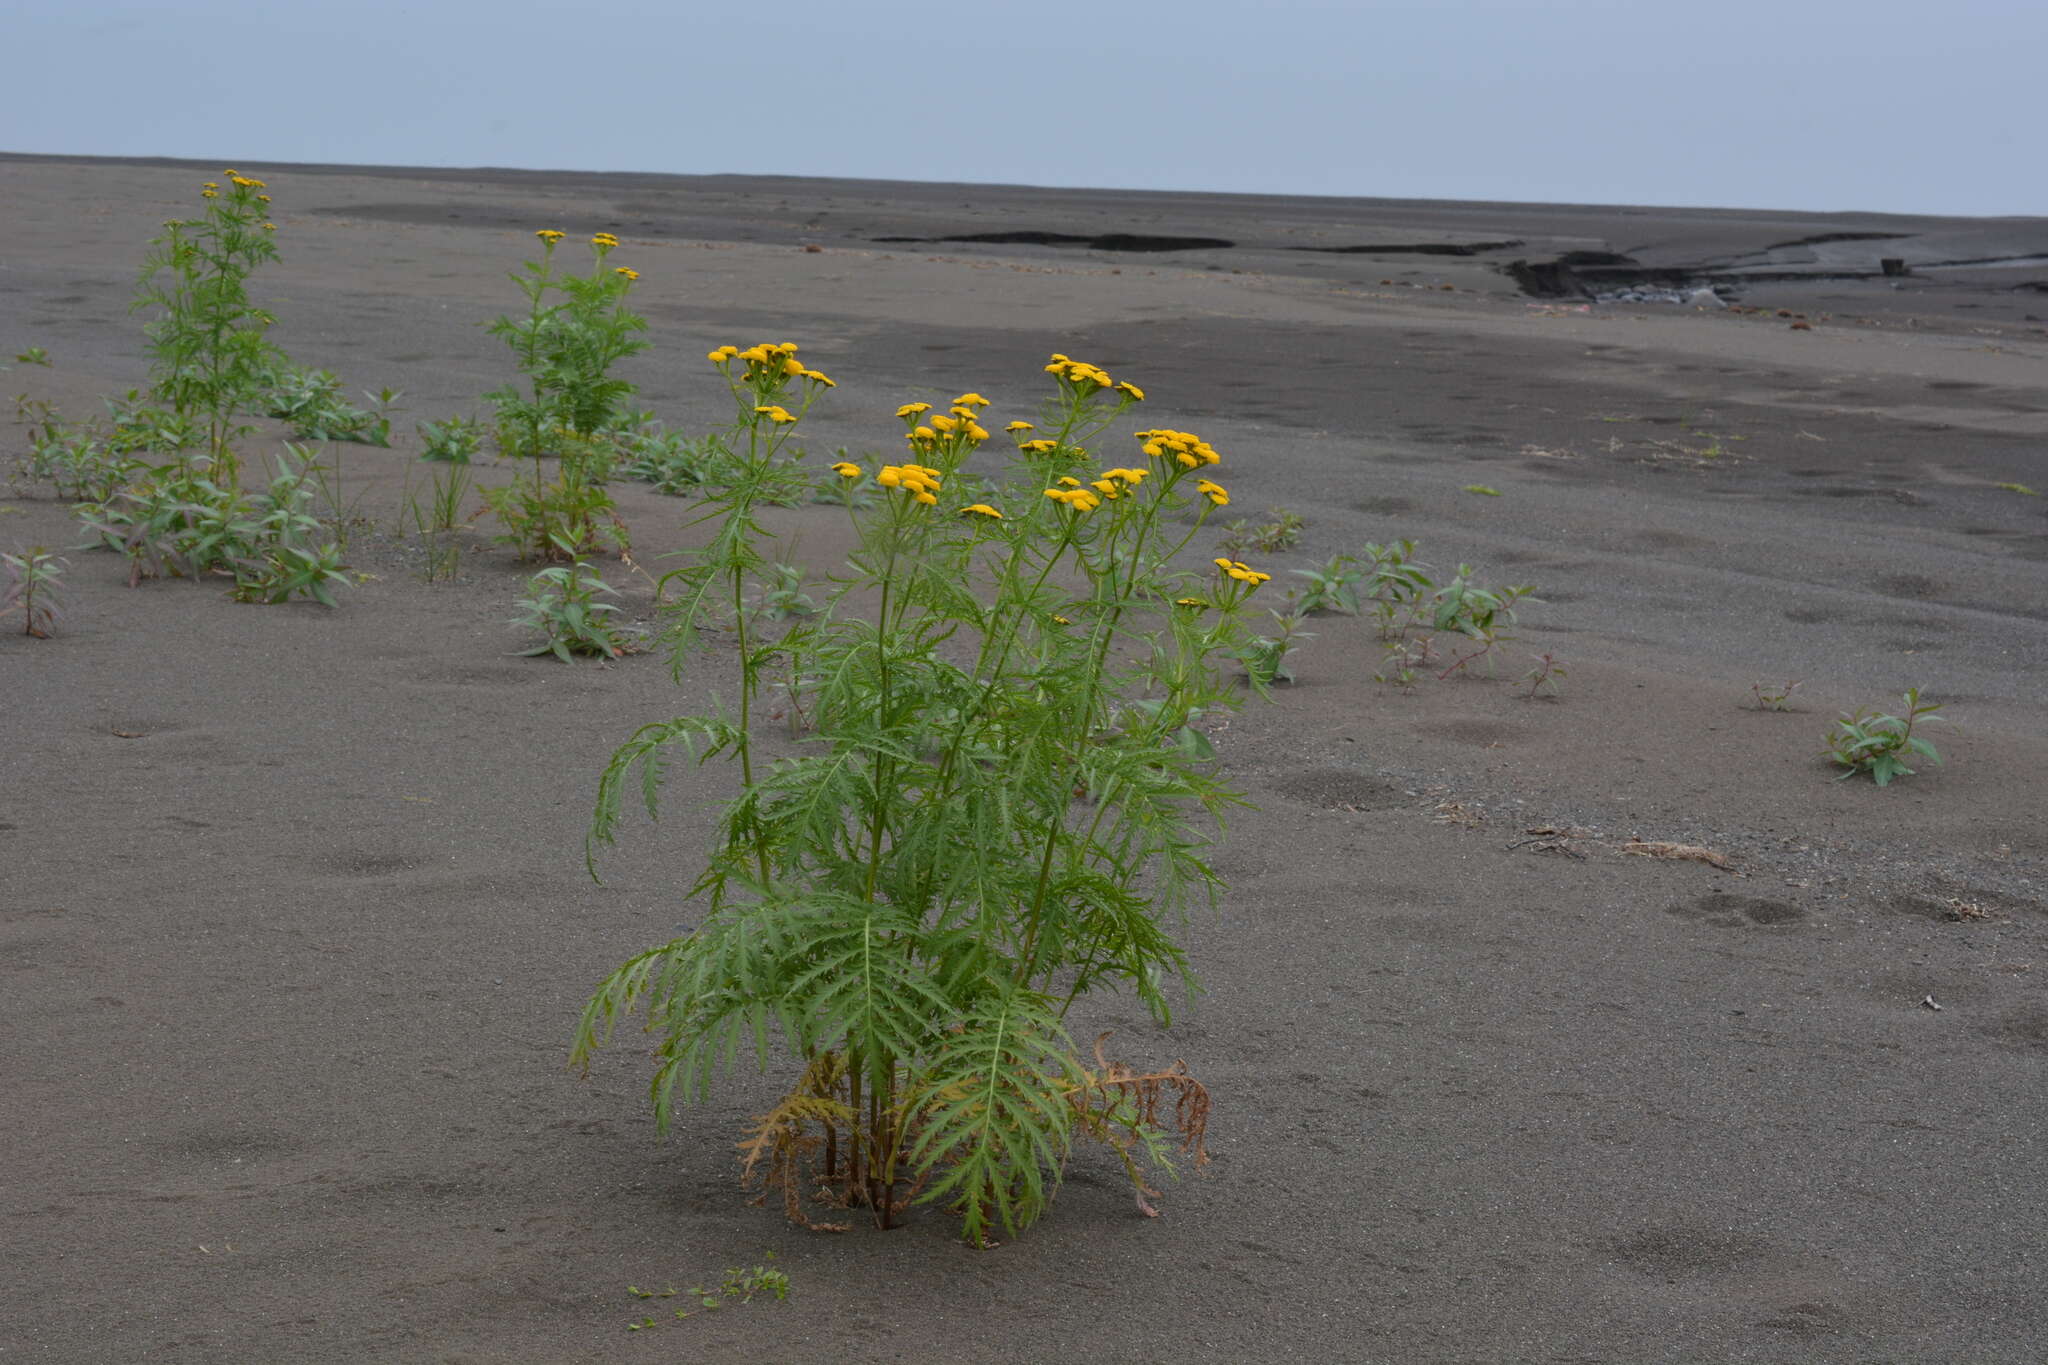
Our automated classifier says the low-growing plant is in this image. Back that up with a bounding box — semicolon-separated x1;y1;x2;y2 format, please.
20;415;140;503
751;559;819;622
1518;651;1567;699
1289;553;1361;615
1825;688;1943;786
481;469;626;562
1361;538;1434;639
1431;566;1535;679
260;363;398;446
1372;632;1436;690
514;545;633;660
624;1254;791;1331
622;428;747;495
13;347;51;367
417;413;486;463
1217;505;1303;557
1240;604;1314;687
1747;678;1803;712
104;389;206;456
575;349;1248;1245
3;547;65;637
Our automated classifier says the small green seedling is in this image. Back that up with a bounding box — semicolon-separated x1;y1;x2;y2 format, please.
1518;652;1566;699
624;1255;790;1330
1461;484;1502;496
13;347;51;367
1747;679;1802;712
1824;688;1943;785
3;547;66;636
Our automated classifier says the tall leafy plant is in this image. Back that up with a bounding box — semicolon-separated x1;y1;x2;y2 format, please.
575;349;1261;1244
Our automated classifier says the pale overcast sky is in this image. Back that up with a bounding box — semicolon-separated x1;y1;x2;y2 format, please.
4;0;2041;217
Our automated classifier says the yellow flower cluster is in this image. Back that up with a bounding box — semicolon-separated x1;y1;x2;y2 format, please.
1044;481;1102;512
1196;478;1228;506
900;397;991;456
1018;439;1057;455
614;266;639;281
877;463;943;505
262;222;277;232
1087;467;1149;500
203;181;219;190
1044;353;1111;389
536;229;566;244
229;174;266;190
755;404;797;424
592;232;620;249
706;341;828;387
1213;557;1271;586
830;460;862;479
960;503;1003;519
1137;428;1220;469
1006;420;1035;433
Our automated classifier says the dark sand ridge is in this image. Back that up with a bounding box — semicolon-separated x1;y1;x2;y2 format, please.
3;156;2047;1362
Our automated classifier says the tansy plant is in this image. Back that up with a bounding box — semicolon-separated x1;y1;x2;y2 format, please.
575;350;1265;1245
482;230;647;558
130;170;284;487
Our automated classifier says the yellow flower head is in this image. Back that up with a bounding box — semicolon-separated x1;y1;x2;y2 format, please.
707;345;740;365
262;222;277;232
592;232;620;248
1055;475;1082;488
1052;614;1072;625
1019;439;1057;455
1044;487;1102;512
1175;597;1208;609
800;368;835;387
1115;381;1145;402
1196;479;1228;506
1214;558;1271;586
961;503;1003;519
201;189;218;199
878;464;942;499
224;168;240;176
953;392;991;410
782;356;805;377
830;460;862;479
910;426;936;442
896;402;932;420
614;267;639;280
536;229;566;243
754;404;798;425
258;194;270;203
203;182;219;189
1006;420;1035;433
930;413;959;434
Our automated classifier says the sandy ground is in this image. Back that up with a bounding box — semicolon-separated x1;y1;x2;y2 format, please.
3;155;2047;1363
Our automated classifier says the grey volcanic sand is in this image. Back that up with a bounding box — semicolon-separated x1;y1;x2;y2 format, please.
3;156;2047;1363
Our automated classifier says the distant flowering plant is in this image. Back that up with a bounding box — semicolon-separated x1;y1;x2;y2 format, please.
576;351;1263;1245
131;169;286;487
481;228;649;558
